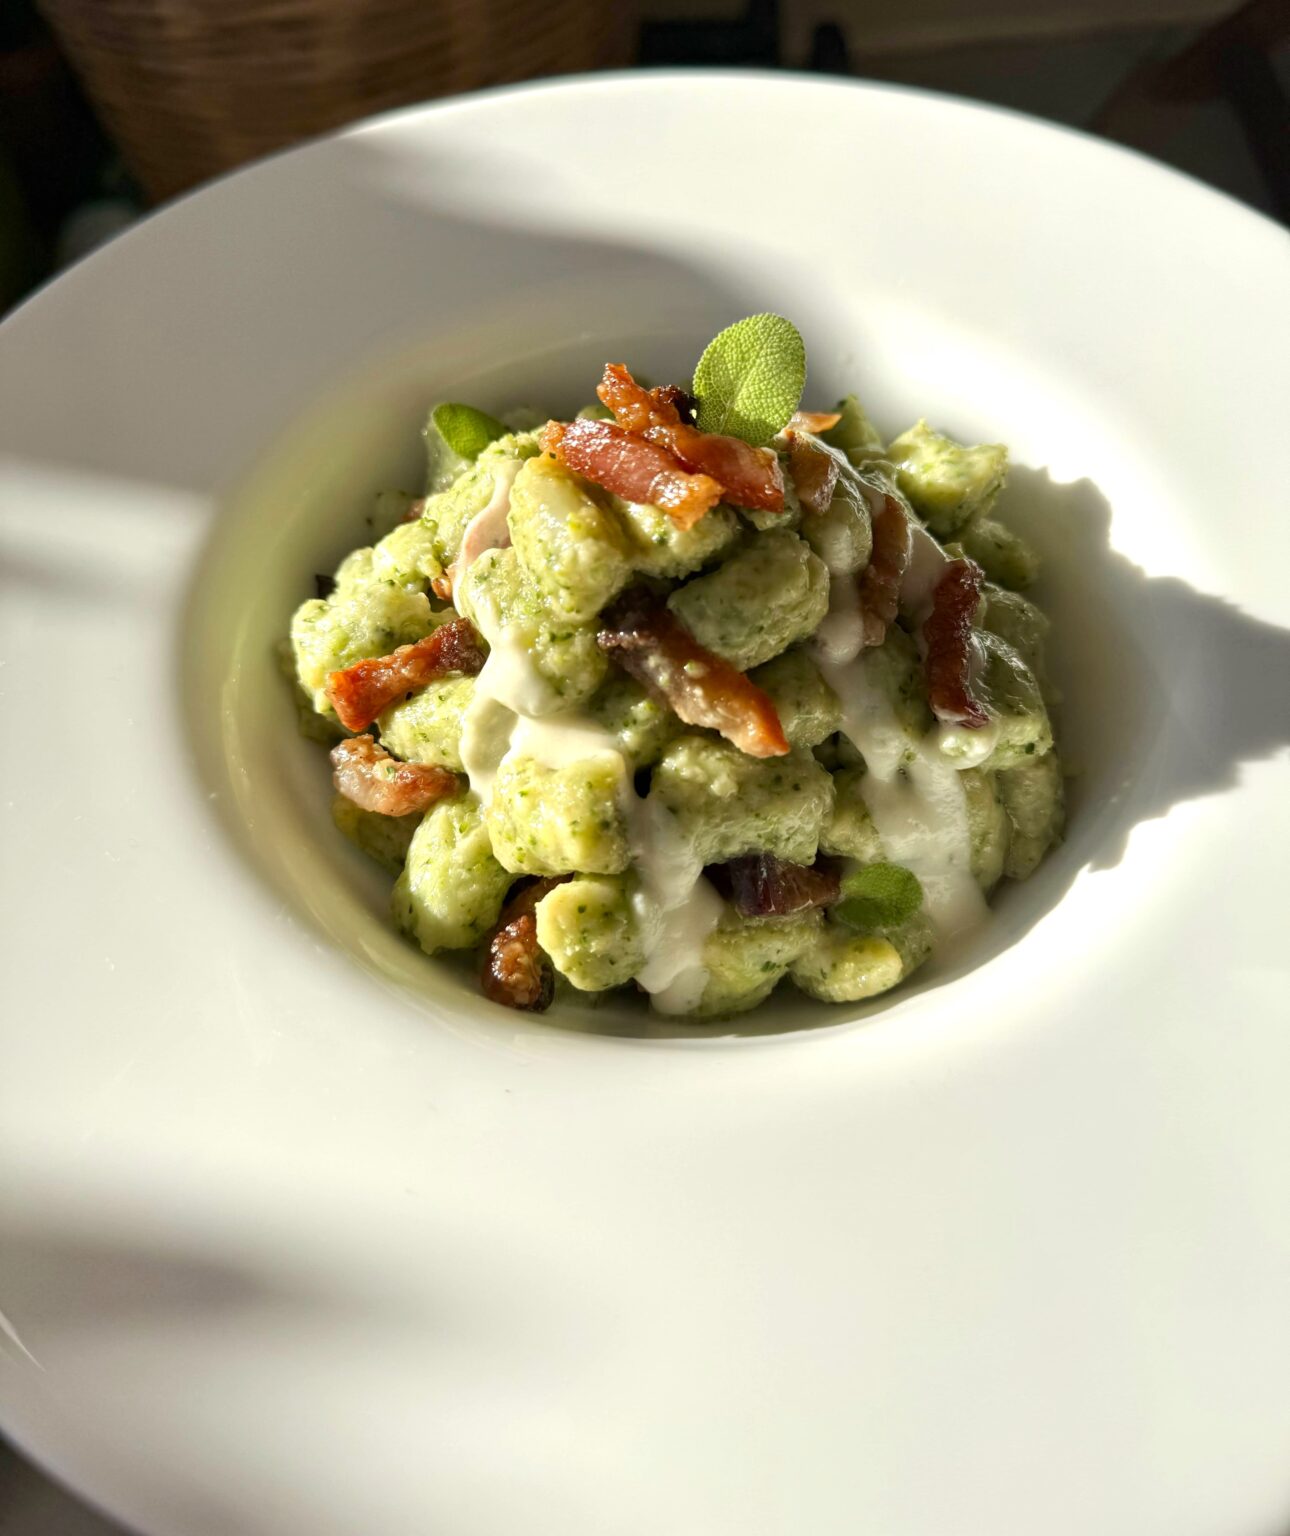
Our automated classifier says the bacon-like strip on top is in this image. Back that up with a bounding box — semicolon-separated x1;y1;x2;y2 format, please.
331;735;460;817
325;616;487;733
788;410;843;434
786;433;840;516
543;418;722;531
708;853;840;917
597;588;789;758
650;383;697;423
597;362;681;432
923;557;991;729
596;363;785;514
480;877;568;1012
659;423;785;512
857;491;914;648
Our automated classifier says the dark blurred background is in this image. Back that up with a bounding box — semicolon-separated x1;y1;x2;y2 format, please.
1;0;1287;321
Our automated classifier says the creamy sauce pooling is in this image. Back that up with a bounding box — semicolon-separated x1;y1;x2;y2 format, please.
817;649;987;946
458;626;557;807
816;472;953;668
453;465;718;1009
810;473;990;947
626;796;722;1015
816;572;865;666
900;520;952;622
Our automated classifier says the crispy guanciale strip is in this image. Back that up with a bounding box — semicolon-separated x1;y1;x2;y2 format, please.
595;363;786;514
325;616;486;733
651;383;697;423
923;557;991;728
709;853;841;917
597;588;789;758
331;735;460;817
787;410;843;434
543;418;722;531
786;433;840;516
857;491;914;647
481;877;568;1012
661;423;785;512
597;363;687;432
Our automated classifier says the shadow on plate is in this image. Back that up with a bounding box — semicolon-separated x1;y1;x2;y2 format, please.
0;1198;602;1533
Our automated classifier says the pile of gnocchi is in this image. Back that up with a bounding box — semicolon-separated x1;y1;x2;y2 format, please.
289;321;1062;1018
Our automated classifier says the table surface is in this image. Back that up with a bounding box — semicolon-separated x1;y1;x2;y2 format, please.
1;1440;128;1535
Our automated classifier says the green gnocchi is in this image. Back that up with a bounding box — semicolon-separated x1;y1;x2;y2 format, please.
508;453;632;622
650;736;833;866
486;752;630;876
667;528;830;671
391;794;511;954
290;322;1063;1021
457;546;607;706
886;419;1008;537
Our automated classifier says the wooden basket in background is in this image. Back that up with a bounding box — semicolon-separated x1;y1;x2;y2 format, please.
37;0;637;202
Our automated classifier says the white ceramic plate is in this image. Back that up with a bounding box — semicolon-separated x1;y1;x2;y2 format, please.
2;72;1289;1536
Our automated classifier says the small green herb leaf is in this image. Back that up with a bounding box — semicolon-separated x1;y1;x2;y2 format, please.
692;314;807;445
833;863;924;931
431;401;507;461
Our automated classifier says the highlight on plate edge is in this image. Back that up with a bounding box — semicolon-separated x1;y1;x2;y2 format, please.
286;314;1064;1018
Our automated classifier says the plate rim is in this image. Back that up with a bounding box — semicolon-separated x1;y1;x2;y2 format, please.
3;66;1286;352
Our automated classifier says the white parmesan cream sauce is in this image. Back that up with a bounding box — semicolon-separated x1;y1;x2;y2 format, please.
452;465;717;1006
815;572;865;666
815;479;952;668
808;481;991;944
625;796;722;1015
899;519;952;622
818;648;987;944
458;626;559;807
